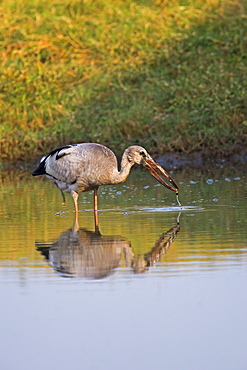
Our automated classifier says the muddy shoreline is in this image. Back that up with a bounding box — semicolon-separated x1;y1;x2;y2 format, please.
154;150;247;170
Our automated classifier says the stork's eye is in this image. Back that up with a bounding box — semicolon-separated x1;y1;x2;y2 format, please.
140;151;146;158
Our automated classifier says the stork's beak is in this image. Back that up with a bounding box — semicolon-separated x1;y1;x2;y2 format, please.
145;156;179;194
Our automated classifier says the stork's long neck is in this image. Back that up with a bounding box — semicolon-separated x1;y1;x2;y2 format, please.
112;152;134;184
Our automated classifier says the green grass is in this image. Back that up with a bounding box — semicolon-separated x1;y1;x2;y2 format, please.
0;0;247;162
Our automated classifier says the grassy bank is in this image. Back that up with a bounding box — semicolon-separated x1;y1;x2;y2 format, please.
0;0;247;163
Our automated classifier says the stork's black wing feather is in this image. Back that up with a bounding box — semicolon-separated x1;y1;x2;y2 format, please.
31;158;46;176
51;145;77;160
31;144;77;176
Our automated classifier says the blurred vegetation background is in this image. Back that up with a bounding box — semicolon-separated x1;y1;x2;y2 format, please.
0;0;246;163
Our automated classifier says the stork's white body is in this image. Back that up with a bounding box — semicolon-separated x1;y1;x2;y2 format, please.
43;143;121;194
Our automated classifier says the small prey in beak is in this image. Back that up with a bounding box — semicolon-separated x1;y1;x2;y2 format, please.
145;156;181;206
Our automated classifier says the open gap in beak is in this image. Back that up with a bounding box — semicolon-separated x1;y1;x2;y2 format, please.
145;158;179;194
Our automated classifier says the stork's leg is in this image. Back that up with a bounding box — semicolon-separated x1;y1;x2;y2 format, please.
54;182;66;203
71;190;79;224
60;189;66;204
72;216;79;234
94;188;99;232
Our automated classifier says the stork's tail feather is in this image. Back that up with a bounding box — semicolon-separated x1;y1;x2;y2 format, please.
31;159;47;176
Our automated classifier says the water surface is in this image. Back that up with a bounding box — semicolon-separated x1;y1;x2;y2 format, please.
0;167;246;370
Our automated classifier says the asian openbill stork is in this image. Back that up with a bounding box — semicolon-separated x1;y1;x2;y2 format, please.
32;143;179;229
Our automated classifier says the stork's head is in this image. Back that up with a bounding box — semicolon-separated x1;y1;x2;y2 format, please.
125;146;179;194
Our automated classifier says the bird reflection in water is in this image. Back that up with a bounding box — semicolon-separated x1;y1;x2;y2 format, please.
36;215;180;279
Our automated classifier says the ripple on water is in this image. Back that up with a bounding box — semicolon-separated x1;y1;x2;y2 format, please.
100;205;205;214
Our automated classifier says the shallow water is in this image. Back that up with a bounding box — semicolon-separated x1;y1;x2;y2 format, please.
0;167;246;370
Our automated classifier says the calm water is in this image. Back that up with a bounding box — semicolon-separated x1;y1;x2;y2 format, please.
0;166;246;370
